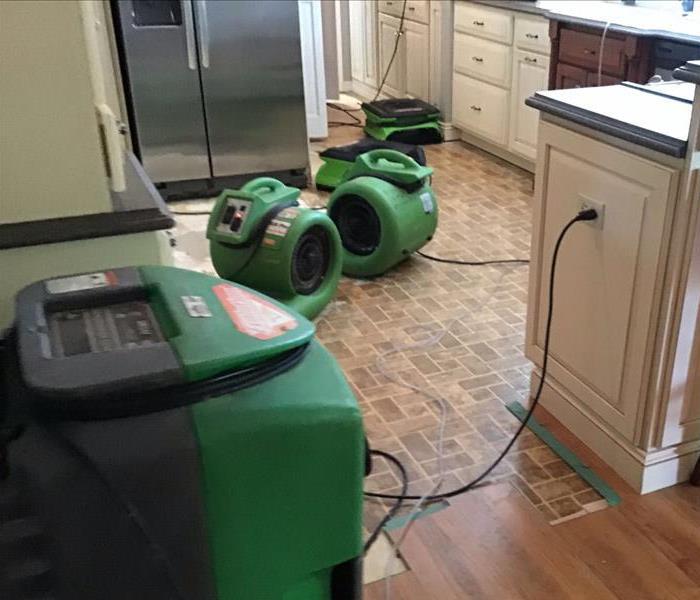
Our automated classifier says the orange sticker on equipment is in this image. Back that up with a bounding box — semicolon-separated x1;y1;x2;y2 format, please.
212;284;298;340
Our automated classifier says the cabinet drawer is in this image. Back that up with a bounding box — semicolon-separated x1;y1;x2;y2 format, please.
514;16;550;55
379;0;429;23
586;71;622;87
379;0;402;18
454;2;512;44
453;72;509;145
454;32;511;88
406;0;429;24
559;28;627;77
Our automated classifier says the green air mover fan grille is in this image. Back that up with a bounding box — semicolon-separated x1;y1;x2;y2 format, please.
291;226;331;295
330;196;382;257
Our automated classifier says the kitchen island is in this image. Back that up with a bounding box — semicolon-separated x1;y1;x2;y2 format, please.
524;61;700;493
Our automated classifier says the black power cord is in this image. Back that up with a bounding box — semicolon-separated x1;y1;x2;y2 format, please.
373;0;408;102
364;207;598;503
363;449;409;554
416;250;529;266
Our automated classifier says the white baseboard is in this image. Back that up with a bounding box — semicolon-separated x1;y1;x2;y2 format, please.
457;128;535;173
440;121;460;142
530;371;700;494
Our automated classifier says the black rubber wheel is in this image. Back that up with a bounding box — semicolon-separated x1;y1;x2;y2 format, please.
329;195;381;256
291;226;331;295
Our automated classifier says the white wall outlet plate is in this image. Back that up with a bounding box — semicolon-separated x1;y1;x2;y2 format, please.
579;195;605;230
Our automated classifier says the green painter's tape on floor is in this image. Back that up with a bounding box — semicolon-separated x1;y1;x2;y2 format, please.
506;402;622;506
383;500;450;531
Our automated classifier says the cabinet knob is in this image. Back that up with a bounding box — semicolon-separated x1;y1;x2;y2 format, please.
470;105;482;111
583;48;596;55
473;20;485;26
525;33;539;39
524;56;538;63
472;56;484;63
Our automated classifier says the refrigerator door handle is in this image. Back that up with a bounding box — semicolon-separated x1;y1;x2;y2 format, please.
183;0;197;70
195;0;210;69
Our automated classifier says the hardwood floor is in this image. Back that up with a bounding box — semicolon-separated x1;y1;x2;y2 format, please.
365;407;700;600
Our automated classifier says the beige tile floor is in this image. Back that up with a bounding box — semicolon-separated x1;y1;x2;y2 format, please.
170;112;607;530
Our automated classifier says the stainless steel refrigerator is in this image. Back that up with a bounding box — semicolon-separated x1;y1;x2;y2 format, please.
113;0;309;197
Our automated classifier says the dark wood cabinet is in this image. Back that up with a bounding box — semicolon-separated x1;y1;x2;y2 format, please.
549;21;653;89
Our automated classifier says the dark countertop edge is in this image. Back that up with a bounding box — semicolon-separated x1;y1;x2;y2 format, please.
470;1;700;44
0;152;174;251
674;61;700;84
525;94;687;158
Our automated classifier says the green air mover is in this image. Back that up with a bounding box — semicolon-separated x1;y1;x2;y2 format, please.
363;98;443;145
207;177;342;319
328;149;438;278
315;138;427;191
1;266;364;600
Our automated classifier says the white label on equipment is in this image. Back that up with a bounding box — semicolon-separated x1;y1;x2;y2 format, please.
181;295;212;317
45;272;115;295
420;192;434;214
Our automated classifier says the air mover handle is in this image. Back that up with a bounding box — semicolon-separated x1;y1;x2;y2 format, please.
352;149;433;185
241;177;287;196
367;149;418;170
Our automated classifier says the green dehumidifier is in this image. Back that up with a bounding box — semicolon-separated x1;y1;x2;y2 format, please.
207;177;342;319
1;266;364;600
362;98;443;145
315;138;427;191
328;149;438;278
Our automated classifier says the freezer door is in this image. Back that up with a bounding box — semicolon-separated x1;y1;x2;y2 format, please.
117;0;210;182
194;0;309;177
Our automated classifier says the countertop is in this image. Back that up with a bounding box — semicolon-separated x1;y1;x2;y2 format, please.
471;1;700;44
525;81;693;157
0;153;174;250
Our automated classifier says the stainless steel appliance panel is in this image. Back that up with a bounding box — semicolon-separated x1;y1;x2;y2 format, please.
194;0;309;177
117;0;210;182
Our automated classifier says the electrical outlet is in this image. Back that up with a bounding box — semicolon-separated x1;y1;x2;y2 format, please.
579;195;605;229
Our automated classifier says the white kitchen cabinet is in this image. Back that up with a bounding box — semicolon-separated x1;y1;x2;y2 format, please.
378;12;404;97
404;20;430;99
350;0;433;102
452;3;550;170
349;0;377;90
509;50;550;160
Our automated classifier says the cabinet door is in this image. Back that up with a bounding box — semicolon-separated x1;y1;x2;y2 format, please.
349;0;365;82
555;63;588;89
364;0;378;86
526;123;677;440
378;13;404;97
404;20;429;99
509;50;549;160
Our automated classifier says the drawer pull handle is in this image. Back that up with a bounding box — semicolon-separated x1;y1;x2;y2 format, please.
524;56;538;63
583;48;596;55
473;20;485;26
408;6;415;10
525;33;539;39
470;105;482;111
472;56;484;63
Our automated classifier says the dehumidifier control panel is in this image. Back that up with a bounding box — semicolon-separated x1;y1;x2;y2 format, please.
217;199;252;235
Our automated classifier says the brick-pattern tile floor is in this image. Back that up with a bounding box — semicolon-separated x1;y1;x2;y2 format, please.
171;115;607;530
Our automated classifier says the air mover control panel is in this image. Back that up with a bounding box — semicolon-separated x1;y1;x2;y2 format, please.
14;266;315;405
48;301;163;358
216;198;252;235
